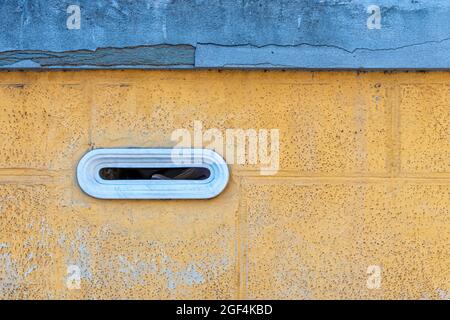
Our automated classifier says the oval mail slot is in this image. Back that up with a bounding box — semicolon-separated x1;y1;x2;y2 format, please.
77;149;229;199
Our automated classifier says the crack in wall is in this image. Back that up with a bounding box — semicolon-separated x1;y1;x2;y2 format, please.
197;37;450;54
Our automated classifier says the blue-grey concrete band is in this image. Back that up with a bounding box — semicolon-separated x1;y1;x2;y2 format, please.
76;148;230;200
1;0;449;69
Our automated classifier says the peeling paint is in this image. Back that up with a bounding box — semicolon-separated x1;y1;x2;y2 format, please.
66;229;93;281
0;253;20;295
437;289;450;300
24;265;38;277
164;263;205;291
0;45;195;68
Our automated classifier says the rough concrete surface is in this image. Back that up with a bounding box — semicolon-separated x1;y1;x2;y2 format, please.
1;0;450;69
0;70;448;299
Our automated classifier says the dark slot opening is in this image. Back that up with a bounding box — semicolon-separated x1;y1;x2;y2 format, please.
99;167;211;181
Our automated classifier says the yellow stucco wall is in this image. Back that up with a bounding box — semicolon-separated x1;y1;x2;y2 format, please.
0;70;448;299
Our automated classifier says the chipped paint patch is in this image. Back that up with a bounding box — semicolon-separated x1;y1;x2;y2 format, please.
0;45;195;69
0;253;20;295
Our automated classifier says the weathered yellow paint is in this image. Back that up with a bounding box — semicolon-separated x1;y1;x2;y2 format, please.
0;71;448;299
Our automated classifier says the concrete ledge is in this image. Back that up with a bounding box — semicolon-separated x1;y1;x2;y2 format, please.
1;0;450;69
195;40;450;69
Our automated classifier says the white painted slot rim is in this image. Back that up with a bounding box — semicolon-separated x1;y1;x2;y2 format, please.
76;148;229;199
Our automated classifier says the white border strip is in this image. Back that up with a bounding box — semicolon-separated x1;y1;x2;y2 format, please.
76;148;229;199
